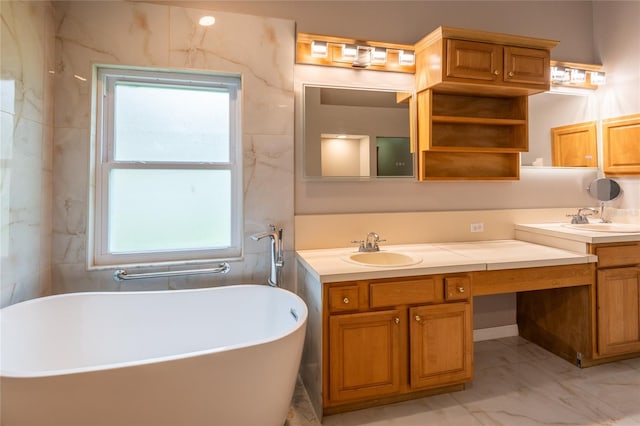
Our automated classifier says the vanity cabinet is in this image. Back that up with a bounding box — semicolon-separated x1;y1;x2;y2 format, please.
591;242;640;357
324;275;473;413
415;26;557;96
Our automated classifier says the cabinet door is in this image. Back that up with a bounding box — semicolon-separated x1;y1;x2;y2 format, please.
503;46;549;86
551;121;598;167
445;39;502;82
597;267;640;356
329;310;402;402
602;114;640;176
409;303;473;389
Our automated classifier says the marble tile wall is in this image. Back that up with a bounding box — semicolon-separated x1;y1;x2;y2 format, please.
52;1;295;294
1;1;55;308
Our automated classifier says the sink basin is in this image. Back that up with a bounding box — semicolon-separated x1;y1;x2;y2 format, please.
344;251;422;267
563;223;640;233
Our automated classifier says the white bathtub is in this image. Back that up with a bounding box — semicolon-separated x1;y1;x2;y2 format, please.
0;284;307;426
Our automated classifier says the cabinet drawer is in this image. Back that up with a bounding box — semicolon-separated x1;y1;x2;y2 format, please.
370;278;436;308
445;276;471;301
329;285;362;313
595;243;640;268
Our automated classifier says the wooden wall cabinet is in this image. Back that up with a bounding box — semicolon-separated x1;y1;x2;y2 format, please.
415;26;558;96
602;114;640;176
591;242;640;358
413;27;557;180
324;275;473;413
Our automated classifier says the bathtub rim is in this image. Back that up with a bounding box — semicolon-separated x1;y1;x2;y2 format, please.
0;284;308;379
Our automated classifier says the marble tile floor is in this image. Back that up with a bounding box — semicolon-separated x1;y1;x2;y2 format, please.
286;336;640;426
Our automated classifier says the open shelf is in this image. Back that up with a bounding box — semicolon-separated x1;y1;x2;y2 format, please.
420;151;520;180
416;90;528;180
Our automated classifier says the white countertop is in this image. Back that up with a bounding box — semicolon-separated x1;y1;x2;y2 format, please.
296;239;596;283
515;223;640;244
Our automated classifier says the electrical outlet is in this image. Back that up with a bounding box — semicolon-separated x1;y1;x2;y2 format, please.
470;223;484;233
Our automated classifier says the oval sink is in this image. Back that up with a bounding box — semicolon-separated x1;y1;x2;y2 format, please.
345;251;422;267
563;223;640;233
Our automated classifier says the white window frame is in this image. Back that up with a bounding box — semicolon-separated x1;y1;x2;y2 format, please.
88;66;243;269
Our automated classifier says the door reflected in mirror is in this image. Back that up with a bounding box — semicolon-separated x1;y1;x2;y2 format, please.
304;85;413;178
525;90;600;168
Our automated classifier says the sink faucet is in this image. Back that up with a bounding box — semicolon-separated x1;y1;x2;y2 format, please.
352;232;386;252
250;225;284;287
567;207;598;224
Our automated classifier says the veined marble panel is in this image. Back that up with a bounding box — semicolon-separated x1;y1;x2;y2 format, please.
52;1;295;293
0;1;48;123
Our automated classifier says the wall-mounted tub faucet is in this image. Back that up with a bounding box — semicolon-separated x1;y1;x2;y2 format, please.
250;225;284;287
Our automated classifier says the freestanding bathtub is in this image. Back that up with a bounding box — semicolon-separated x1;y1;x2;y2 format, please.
0;284;307;426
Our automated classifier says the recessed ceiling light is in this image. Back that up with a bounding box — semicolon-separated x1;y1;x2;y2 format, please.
199;16;216;27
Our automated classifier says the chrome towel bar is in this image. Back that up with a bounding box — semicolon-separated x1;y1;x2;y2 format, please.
113;262;231;282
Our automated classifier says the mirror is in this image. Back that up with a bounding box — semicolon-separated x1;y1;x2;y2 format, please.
302;85;602;180
524;90;599;168
587;178;621;201
303;85;413;178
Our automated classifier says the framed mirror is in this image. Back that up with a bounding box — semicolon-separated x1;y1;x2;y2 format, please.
302;85;603;180
303;85;413;179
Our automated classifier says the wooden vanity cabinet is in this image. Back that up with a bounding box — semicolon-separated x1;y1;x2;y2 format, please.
324;275;473;412
591;242;640;357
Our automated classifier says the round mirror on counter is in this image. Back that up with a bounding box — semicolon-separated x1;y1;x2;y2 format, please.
587;178;622;201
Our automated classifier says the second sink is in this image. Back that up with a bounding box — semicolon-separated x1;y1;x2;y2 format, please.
563;223;640;233
345;251;423;267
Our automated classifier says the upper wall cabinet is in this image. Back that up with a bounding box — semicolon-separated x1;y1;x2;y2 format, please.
414;27;558;181
602;113;640;176
415;26;559;96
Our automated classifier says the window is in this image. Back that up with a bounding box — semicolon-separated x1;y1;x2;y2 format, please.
89;66;242;268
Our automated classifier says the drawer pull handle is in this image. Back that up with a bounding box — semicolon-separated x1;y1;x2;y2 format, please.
414;315;421;322
394;317;400;324
343;297;349;304
457;286;465;293
493;70;500;76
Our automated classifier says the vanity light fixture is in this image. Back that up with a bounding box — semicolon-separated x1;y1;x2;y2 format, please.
550;60;605;90
550;65;570;83
589;71;606;85
398;50;415;66
371;47;387;65
198;16;216;26
296;32;415;73
342;44;358;61
311;40;328;58
569;68;587;84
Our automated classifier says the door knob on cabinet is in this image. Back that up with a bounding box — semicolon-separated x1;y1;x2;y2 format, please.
493;70;500;76
508;71;514;77
394;317;400;324
343;297;350;304
414;315;421;322
457;286;465;293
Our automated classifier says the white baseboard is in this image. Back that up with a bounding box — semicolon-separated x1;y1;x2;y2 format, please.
473;324;519;342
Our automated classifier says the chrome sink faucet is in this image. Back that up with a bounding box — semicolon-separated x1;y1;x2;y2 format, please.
250;225;284;287
352;232;386;252
567;207;598;224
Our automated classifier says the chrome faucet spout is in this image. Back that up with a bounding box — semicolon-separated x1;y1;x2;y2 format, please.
250;225;284;287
